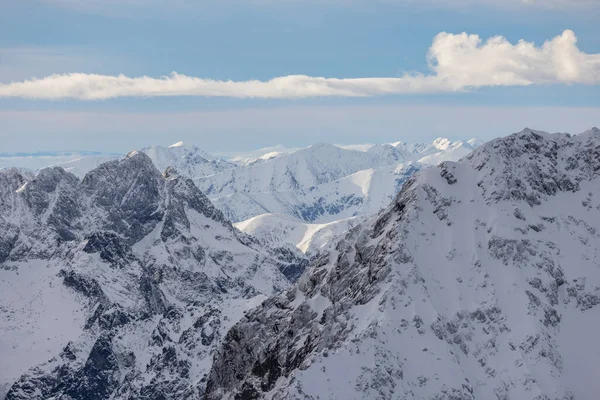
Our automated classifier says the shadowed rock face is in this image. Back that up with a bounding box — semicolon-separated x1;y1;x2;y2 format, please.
203;179;417;400
204;129;600;400
63;334;121;400
1;153;307;400
82;153;166;244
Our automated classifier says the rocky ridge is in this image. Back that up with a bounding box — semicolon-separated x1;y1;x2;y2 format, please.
204;128;600;400
0;152;306;399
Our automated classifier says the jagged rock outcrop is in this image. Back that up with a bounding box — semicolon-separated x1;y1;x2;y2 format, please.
0;152;307;400
205;128;600;400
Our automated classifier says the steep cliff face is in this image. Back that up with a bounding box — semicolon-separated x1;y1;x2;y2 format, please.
0;153;306;400
205;129;600;400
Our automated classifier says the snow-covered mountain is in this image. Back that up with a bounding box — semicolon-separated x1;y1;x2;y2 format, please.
215;145;302;166
415;138;482;165
0;153;306;399
211;162;421;224
204;128;600;400
197;139;480;226
0;137;481;283
197;143;392;196
215;138;480;167
198;139;479;198
139;142;236;179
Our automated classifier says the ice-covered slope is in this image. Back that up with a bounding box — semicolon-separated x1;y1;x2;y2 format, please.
234;213;360;254
390;137;482;166
211;162;421;223
140;141;236;179
197;139;479;224
196;143;391;197
0;154;306;400
205;128;600;400
216;145;301;166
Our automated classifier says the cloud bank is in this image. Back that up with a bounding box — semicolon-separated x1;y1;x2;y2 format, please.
1;30;598;100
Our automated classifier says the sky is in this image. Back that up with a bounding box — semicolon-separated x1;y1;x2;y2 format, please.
0;0;599;153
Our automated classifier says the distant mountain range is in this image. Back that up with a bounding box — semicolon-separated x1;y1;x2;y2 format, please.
0;138;481;252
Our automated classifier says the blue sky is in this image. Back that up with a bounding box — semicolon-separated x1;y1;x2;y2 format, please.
1;0;599;153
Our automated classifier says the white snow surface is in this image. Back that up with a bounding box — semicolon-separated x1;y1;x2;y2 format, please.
197;138;481;225
0;260;86;390
234;213;359;253
211;161;422;224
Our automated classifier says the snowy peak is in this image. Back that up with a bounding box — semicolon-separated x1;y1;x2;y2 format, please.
432;137;452;150
467;137;481;146
366;143;406;163
197;137;481;224
205;128;600;400
581;126;600;135
386;136;480;165
464;127;600;207
139;142;235;179
196;143;385;197
1;150;308;399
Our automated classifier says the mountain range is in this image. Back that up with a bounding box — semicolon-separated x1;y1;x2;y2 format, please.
1;128;600;399
0;137;479;253
205;127;600;400
0;153;305;399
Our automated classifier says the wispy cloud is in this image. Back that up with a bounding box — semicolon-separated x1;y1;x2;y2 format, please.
1;30;598;100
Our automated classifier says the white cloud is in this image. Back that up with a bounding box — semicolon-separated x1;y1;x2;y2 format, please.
0;30;598;100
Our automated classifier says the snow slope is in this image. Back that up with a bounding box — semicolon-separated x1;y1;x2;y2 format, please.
197;143;391;197
210;162;421;223
234;213;359;254
417;138;482;165
197;138;480;225
215;145;302;166
205;128;600;400
139;141;236;179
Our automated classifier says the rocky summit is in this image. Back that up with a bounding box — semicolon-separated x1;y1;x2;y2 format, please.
0;152;306;399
